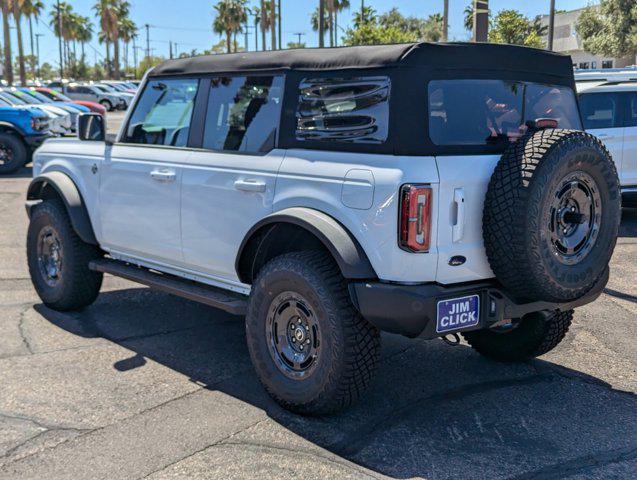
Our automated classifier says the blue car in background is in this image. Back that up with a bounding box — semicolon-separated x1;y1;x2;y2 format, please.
0;101;50;174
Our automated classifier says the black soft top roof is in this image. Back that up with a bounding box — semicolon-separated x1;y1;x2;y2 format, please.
150;42;574;82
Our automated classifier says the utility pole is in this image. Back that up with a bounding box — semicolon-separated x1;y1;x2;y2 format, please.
35;33;44;78
442;0;449;42
270;0;276;50
133;46;142;78
293;32;305;46
56;0;64;78
145;24;151;59
319;0;325;47
473;0;489;42
548;0;556;50
361;0;365;24
169;41;173;59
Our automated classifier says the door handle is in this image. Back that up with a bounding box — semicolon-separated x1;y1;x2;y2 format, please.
234;179;266;193
596;133;615;140
150;169;176;182
452;188;465;243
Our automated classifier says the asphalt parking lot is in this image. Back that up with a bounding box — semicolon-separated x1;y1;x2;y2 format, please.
0;113;636;479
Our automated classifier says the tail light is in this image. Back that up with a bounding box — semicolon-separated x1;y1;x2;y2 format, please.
399;184;432;252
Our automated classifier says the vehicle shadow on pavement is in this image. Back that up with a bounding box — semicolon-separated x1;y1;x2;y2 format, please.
620;207;637;237
34;287;637;479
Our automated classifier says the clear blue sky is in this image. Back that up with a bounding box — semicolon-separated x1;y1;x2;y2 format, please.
23;0;597;67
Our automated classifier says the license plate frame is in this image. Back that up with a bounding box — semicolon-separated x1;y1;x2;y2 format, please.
436;294;480;334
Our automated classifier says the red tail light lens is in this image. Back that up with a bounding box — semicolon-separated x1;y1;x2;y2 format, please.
399;184;432;252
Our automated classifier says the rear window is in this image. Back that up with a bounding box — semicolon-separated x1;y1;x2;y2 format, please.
428;80;582;146
579;93;620;129
296;76;390;144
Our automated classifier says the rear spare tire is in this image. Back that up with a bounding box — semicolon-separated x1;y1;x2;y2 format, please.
483;129;620;302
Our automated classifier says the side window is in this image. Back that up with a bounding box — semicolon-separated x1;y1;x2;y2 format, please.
621;93;637;127
296;76;390;144
123;78;199;147
429;80;582;146
202;75;283;153
579;93;619;130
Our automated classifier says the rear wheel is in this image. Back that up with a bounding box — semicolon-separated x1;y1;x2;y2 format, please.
462;310;573;362
0;132;27;175
99;99;113;111
246;251;380;415
27;200;103;311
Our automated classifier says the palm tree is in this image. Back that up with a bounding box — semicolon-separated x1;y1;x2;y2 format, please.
94;0;123;79
213;0;247;54
1;1;13;84
21;0;43;79
333;0;349;47
311;6;332;46
49;1;73;76
12;0;27;85
118;17;136;73
75;15;93;72
269;0;276;50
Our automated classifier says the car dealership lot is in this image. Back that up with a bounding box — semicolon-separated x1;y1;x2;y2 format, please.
0;114;636;479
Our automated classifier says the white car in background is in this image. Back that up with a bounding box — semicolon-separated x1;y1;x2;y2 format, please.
576;70;637;206
93;83;134;109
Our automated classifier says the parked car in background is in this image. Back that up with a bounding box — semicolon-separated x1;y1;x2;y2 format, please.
19;88;89;133
0;90;68;136
93;83;134;108
35;87;107;116
61;83;127;111
0;102;50;174
101;80;137;94
576;70;637;207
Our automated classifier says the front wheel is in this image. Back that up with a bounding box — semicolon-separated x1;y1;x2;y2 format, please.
27;200;103;311
0;132;27;175
462;310;573;362
246;251;380;415
99;100;113;111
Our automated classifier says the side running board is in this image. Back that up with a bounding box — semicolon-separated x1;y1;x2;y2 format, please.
89;258;248;315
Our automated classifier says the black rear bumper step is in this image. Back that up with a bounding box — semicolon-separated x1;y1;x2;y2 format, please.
89;258;247;316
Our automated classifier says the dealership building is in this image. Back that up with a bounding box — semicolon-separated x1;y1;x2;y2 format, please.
539;7;636;70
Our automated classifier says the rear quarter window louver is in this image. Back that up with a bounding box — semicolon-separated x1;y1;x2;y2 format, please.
296;76;390;144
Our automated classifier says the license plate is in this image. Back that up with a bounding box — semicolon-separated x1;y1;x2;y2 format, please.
436;295;480;333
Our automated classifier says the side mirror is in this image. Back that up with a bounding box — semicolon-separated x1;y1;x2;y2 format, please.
78;113;106;142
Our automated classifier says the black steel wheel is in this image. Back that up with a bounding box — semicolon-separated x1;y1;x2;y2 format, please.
0;132;27;175
246;251;380;415
483;129;621;302
27;199;103;311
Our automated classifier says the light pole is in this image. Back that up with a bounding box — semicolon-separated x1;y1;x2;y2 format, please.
35;33;44;78
548;0;556;50
145;24;151;59
56;0;64;78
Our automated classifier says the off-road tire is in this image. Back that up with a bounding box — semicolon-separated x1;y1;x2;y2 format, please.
484;129;621;302
462;310;573;362
0;132;27;175
246;251;380;415
27;200;103;311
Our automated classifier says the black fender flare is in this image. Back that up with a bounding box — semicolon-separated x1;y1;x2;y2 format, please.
26;171;98;245
236;207;377;283
0;121;26;137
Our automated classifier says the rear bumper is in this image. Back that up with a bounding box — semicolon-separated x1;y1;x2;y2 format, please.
349;273;607;339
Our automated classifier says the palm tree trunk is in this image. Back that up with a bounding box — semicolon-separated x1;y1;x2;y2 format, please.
334;9;338;47
28;15;35;79
270;0;276;50
12;3;26;85
113;34;121;79
1;1;13;85
105;41;111;77
260;1;266;50
226;31;231;53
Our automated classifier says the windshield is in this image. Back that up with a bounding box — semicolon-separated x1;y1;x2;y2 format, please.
108;84;128;91
8;90;41;104
96;85;116;93
429;80;582;146
0;92;26;105
24;90;54;103
50;90;73;102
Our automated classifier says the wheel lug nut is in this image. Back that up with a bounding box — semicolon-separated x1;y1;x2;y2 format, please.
306;339;310;344
300;345;304;350
292;338;296;343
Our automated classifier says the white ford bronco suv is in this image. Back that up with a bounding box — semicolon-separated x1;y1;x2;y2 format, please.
25;43;621;415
